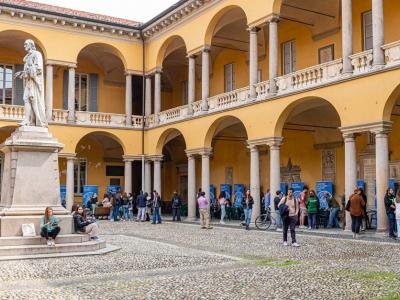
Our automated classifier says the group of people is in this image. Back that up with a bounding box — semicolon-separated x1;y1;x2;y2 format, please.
39;205;100;246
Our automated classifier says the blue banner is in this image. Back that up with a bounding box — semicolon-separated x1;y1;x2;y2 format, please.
83;185;98;207
107;185;120;195
280;183;287;195
316;181;334;200
209;184;216;206
60;185;66;207
220;184;231;200
356;179;365;191
233;184;245;208
290;182;304;199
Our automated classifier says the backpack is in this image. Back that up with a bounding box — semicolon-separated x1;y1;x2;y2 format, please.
173;197;180;207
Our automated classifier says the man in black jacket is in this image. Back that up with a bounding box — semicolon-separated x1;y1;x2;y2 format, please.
136;191;147;222
152;190;162;224
171;191;182;221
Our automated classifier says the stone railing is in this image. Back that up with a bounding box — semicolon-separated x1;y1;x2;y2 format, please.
208;86;250;110
383;40;400;67
145;114;156;127
276;59;343;94
0;104;24;120
350;49;373;75
255;80;270;100
192;100;202;114
75;111;126;127
159;105;188;124
52;109;68;123
131;115;144;128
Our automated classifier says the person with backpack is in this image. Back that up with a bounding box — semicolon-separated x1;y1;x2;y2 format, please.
242;189;254;230
279;188;300;247
306;190;319;230
151;190;162;224
171;191;182;222
274;190;283;231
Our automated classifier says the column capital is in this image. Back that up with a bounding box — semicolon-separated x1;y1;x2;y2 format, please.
247;137;283;148
340;121;393;136
247;143;259;152
248;26;261;33
122;155;142;162
186;53;197;59
146;155;164;162
155;68;163;75
58;152;77;160
342;132;356;140
202;45;211;53
185;147;212;157
266;13;280;23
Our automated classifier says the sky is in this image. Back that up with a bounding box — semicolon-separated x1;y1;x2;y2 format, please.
33;0;179;23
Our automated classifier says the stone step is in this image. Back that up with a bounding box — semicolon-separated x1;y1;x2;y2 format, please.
0;234;90;246
0;240;106;256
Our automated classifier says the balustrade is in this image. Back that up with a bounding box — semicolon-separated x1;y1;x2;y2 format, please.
350;50;373;74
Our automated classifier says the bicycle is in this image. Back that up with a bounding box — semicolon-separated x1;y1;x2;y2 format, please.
255;207;275;230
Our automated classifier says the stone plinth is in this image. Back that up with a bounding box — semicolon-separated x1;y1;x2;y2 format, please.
0;126;73;237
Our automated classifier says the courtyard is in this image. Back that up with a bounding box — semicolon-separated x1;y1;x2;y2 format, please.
0;221;399;300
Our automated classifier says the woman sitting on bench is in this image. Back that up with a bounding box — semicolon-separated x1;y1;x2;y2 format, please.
74;205;99;240
40;206;60;246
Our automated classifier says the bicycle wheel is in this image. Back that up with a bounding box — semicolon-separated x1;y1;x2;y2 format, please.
255;214;271;230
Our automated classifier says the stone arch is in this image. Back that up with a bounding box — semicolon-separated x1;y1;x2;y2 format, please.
204;5;248;46
73;131;126;155
204;115;249;148
155;128;187;155
156;35;188;68
382;83;400;121
272;0;283;14
0;29;47;59
75;42;127;70
273;96;343;137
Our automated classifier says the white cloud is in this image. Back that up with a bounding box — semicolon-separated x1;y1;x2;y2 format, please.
33;0;179;23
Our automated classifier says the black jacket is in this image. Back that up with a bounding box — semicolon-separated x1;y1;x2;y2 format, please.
74;214;90;233
152;195;162;208
171;195;182;208
384;194;396;214
242;196;254;209
137;194;147;208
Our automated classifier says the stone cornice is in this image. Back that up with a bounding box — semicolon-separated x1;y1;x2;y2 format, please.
146;155;164;161
58;152;77;159
185;147;212;157
0;5;141;40
340;121;393;135
46;59;76;68
122;155;143;161
247;137;284;148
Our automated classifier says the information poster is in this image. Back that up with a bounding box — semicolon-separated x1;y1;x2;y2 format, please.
280;183;287;195
83;185;98;207
220;184;231;200
233;184;245;208
209;184;216;206
290;182;304;199
60;185;66;207
356;179;365;191
316;181;334;200
107;185;121;195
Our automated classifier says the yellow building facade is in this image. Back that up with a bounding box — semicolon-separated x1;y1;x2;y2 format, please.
0;0;399;230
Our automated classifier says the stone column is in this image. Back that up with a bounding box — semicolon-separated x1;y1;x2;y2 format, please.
201;149;211;202
153;158;162;196
267;138;282;215
67;66;75;123
154;71;161;123
343;133;357;230
201;48;210;111
249;27;259;100
188;55;196;115
145;76;152;116
45;64;53;121
124;159;132;194
374;128;390;231
125;73;132;126
342;0;353;74
372;0;385;67
66;155;76;212
249;145;260;221
187;153;196;220
268;16;279;94
145;160;152;195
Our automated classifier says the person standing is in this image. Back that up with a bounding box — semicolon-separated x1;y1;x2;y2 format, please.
121;192;129;221
299;187;308;229
136;191;147;222
264;189;271;214
274;190;283;231
89;193;98;215
384;188;397;239
128;193;135;221
327;194;342;228
40;207;60;246
197;192;212;229
152;190;162;224
242;189;254;230
279;188;300;247
306;190;319;230
318;192;330;228
113;191;122;222
171;191;182;222
347;188;366;239
395;191;400;238
218;191;227;225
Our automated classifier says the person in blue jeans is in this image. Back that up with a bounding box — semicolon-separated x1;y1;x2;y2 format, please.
327;193;342;228
274;190;283;231
242;189;254;230
151;190;162;224
113;192;122;222
384;188;397;238
121;192;129;221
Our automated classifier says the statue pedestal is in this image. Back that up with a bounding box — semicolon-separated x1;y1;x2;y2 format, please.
0;126;73;237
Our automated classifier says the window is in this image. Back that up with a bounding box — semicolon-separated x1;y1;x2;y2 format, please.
74;158;87;194
318;45;335;64
282;40;296;75
257;69;262;83
75;73;89;111
106;165;124;177
0;64;13;104
181;80;188;105
362;11;373;50
224;63;235;92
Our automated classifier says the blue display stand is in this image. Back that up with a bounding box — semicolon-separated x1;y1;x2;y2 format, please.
290;182;304;199
60;185;66;207
356;179;365;191
220;184;231;200
233;184;245;208
83;185;98;207
107;185;121;196
209;184;216;206
316;181;334;200
280;183;287;195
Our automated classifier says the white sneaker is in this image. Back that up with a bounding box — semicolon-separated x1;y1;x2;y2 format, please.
51;240;56;246
276;228;283;232
220;221;226;225
47;240;52;246
283;241;288;246
292;242;300;247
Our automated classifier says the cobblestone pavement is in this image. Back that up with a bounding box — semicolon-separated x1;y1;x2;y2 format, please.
1;220;400;300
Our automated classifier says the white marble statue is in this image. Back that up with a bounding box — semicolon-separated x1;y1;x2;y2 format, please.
14;39;47;127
